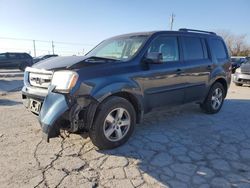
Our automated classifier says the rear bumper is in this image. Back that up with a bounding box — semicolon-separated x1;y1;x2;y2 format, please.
233;73;250;84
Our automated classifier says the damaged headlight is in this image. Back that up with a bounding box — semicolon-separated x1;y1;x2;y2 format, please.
51;71;78;93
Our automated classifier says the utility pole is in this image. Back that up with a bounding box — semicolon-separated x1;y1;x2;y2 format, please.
169;13;175;30
33;40;36;57
52;41;55;55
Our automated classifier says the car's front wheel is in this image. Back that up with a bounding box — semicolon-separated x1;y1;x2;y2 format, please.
89;96;136;149
200;82;225;114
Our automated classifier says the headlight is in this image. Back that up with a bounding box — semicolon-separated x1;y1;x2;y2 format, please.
235;68;241;73
51;71;78;93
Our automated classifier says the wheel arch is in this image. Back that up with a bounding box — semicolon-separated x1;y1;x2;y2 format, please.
91;91;144;128
213;77;228;97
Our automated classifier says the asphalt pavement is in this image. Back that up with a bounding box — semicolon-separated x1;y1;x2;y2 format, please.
0;74;250;188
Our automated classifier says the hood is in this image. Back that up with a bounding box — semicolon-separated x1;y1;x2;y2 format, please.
240;62;250;73
32;56;90;70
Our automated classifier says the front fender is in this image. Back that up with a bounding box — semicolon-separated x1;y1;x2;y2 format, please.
39;91;69;141
90;81;144;124
91;81;143;102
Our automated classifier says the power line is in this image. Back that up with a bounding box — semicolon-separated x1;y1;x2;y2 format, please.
0;37;94;46
0;36;94;56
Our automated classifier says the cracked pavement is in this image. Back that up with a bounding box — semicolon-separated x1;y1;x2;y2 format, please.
0;81;250;188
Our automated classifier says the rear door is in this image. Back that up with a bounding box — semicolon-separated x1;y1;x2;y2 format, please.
180;36;212;103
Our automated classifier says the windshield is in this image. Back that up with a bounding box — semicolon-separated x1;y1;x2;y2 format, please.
86;35;148;61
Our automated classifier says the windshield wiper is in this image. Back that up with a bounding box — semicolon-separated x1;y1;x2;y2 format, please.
84;56;120;62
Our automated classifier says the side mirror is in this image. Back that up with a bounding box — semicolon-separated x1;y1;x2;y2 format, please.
144;52;163;64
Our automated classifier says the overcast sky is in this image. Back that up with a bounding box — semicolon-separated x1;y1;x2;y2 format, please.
0;0;249;56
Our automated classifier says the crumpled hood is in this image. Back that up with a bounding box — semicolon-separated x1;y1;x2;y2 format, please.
32;56;91;70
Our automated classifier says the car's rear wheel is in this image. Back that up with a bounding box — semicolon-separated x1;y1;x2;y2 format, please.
200;82;225;114
89;96;136;149
235;83;243;86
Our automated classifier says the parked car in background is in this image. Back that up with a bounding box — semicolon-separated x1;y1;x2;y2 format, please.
231;56;247;73
33;54;58;63
22;29;231;149
0;52;33;71
233;57;250;86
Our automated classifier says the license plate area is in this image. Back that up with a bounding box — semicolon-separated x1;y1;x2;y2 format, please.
29;99;41;114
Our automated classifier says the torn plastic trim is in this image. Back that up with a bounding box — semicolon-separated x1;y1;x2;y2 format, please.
68;96;99;132
39;91;69;142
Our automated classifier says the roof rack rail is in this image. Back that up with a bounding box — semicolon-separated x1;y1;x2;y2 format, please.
179;28;216;35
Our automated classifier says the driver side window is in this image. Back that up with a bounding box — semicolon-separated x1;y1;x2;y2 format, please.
147;36;179;63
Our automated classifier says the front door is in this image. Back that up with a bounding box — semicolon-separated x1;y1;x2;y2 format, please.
141;35;186;110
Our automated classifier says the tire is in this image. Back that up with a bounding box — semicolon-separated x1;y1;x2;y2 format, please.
235;83;243;86
200;82;225;114
89;96;136;150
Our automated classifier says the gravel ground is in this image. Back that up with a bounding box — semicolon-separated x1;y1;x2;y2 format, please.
0;81;250;188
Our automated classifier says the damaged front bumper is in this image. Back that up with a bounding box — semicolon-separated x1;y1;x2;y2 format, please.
39;91;69;142
22;85;99;142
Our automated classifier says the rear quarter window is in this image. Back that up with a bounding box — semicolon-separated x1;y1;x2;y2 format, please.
210;39;228;60
182;37;206;60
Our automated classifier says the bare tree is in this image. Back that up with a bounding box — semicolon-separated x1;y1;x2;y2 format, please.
216;30;250;56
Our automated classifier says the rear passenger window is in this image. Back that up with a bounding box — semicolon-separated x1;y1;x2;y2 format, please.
182;37;205;60
210;39;227;60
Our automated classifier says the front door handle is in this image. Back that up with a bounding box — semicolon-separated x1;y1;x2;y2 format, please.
207;65;212;70
176;69;184;74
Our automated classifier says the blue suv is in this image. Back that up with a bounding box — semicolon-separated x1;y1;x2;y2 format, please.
22;29;231;149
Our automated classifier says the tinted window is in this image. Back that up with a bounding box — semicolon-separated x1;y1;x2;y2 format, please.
210;39;227;60
23;53;31;58
182;37;204;60
8;53;18;59
147;36;179;62
0;54;7;60
19;54;25;59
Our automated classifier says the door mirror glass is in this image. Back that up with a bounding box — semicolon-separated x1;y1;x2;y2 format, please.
144;52;163;64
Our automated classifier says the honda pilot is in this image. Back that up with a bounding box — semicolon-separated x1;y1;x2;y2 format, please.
22;29;231;149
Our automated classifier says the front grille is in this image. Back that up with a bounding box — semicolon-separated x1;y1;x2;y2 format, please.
241;71;250;75
25;67;53;89
29;72;52;88
240;64;250;74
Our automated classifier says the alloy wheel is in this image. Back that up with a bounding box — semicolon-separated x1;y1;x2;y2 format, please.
103;107;131;142
211;88;223;110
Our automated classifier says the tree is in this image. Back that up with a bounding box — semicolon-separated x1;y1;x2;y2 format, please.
216;30;250;56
